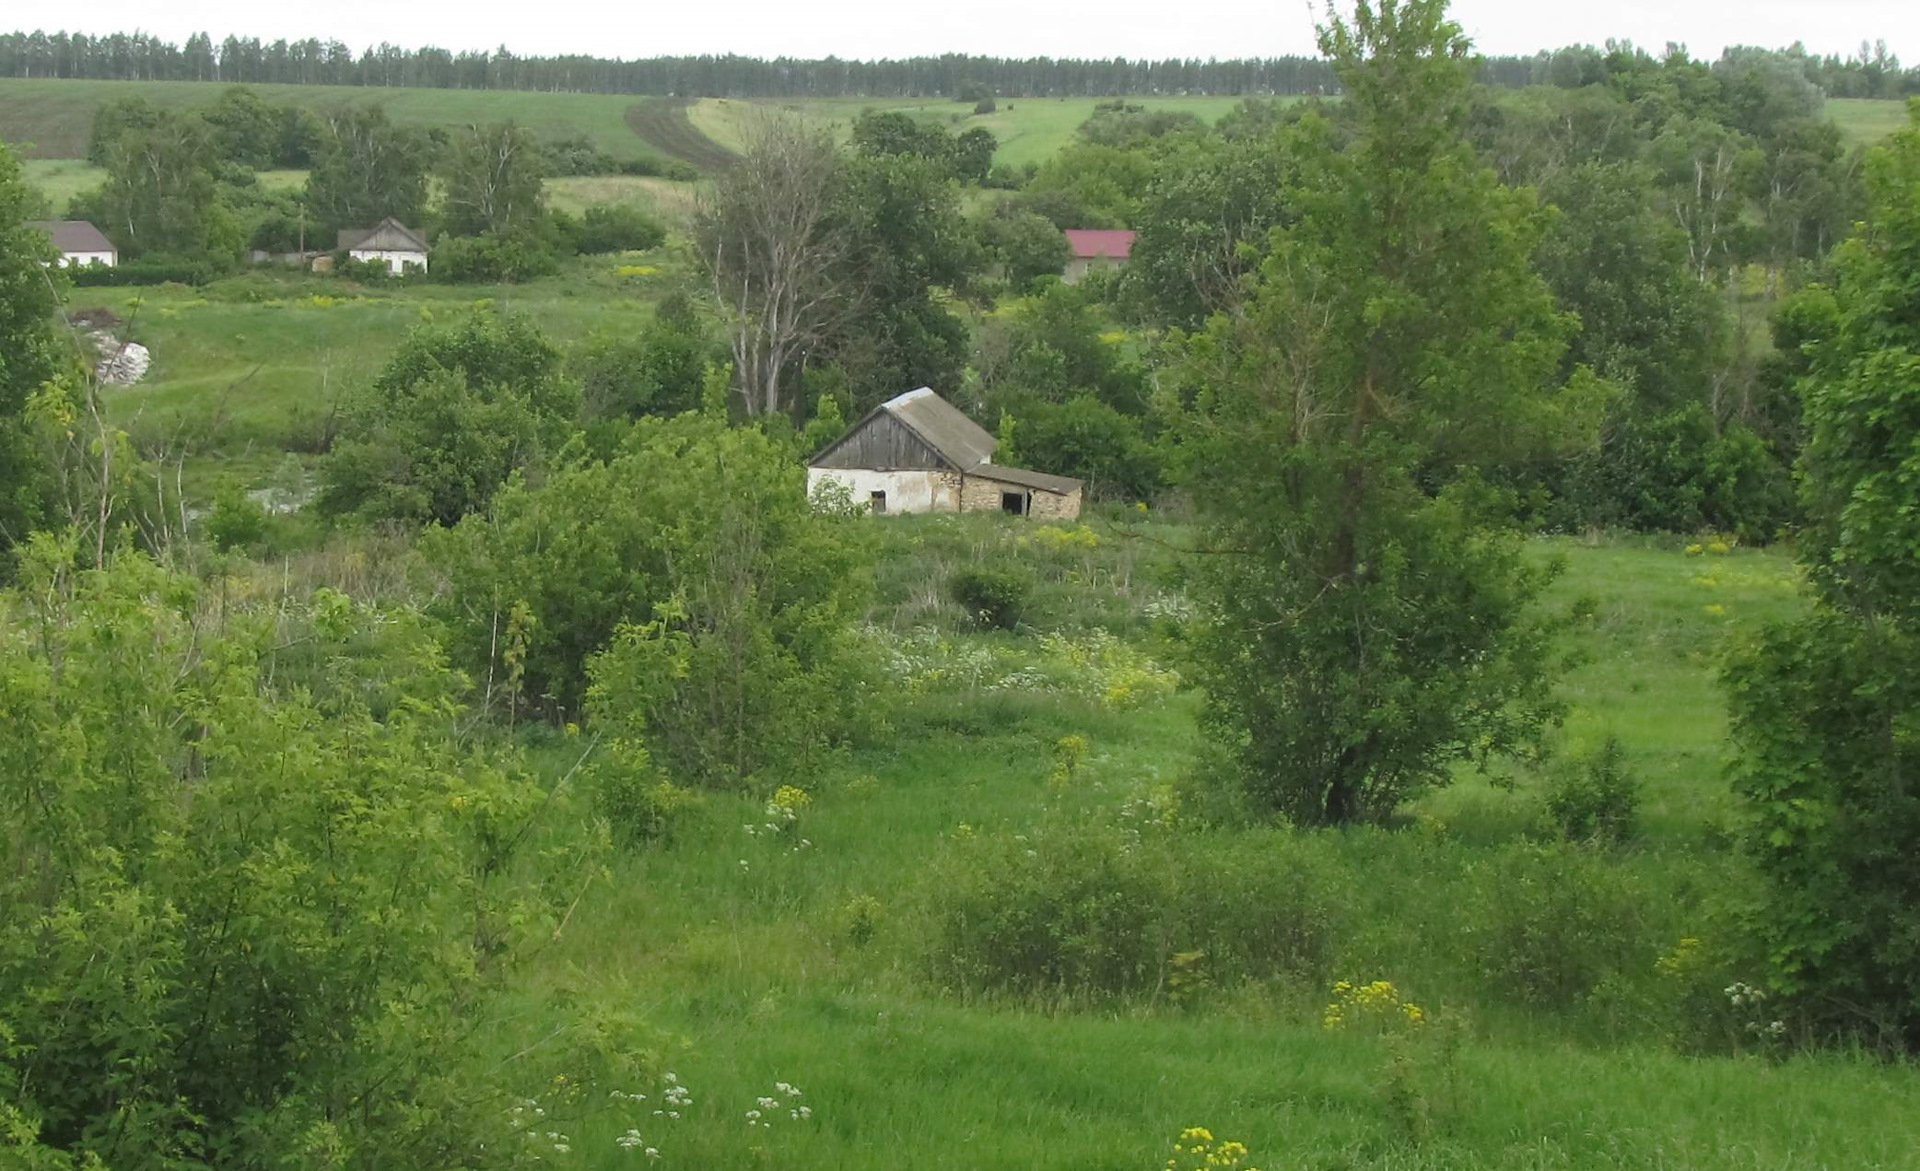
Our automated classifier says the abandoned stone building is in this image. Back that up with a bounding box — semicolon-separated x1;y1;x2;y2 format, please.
807;388;1084;520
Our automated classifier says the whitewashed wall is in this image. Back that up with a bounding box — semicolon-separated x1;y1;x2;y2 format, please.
58;251;115;267
807;468;958;514
351;248;428;275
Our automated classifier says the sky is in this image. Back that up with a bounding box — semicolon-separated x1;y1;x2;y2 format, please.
19;0;1918;65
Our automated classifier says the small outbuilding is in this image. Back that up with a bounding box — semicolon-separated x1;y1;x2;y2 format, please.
1062;229;1135;283
808;388;1083;520
335;218;429;274
27;220;116;267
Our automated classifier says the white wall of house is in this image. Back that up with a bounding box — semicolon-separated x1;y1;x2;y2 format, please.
57;251;115;267
1063;256;1123;284
351;248;427;275
807;467;958;514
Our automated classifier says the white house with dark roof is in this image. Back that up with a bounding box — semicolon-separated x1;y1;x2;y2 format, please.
27;220;116;267
336;217;429;274
807;388;1084;520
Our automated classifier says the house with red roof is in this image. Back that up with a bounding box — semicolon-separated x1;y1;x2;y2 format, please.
1062;228;1135;284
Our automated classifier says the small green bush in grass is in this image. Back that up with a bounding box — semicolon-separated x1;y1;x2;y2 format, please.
1472;842;1649;1007
1545;735;1640;846
948;566;1030;629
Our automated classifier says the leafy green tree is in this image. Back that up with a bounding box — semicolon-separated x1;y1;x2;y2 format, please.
954;126;997;181
1026;141;1155;227
1003;394;1162;502
1177;0;1592;825
0;539;575;1166
202;84;283;167
304;104;431;233
974;281;1147;414
1726;107;1920;1049
440;120;548;238
975;204;1071;287
83;94;162;166
1128;127;1296;327
0;142;68;567
566;202;667;254
84;107;221;257
319;310;576;525
429;408;871;752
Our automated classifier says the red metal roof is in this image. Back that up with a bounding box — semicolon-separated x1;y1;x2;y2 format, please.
1063;229;1136;260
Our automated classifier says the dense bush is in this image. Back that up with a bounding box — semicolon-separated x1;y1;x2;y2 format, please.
0;542;568;1167
930;822;1340;998
568;202;668;254
430;410;875;773
429;229;562;283
319;309;577;525
1545;736;1641;846
949;566;1031;629
1006;394;1163;501
1472;843;1650;1007
66;255;220;286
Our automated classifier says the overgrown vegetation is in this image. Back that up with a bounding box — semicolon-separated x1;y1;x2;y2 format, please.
2;5;1920;1167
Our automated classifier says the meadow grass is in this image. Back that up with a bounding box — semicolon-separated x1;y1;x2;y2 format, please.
690;95;1259;169
1826;97;1914;146
69;251;687;478
487;516;1917;1169
0;77;666;161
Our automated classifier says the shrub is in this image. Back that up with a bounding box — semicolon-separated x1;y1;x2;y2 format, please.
949;567;1030;629
68;255;218;286
589;738;703;848
430;230;561;283
570;203;667;254
1472;843;1648;1006
203;478;271;553
973;97;997;115
1544;735;1640;846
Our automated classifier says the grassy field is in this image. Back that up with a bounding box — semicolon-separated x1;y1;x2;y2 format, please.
1827;96;1914;145
0;77;668;162
474;516;1920;1170
692;95;1256;169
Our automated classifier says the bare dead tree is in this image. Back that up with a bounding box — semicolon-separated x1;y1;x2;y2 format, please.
694;114;866;418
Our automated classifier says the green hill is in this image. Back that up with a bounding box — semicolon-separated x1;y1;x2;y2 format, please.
0;77;670;162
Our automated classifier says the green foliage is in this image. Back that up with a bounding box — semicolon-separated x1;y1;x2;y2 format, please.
0;142;69;567
1471;843;1649;1006
574;311;712;435
319;308;576;525
430;411;872;752
439;120;548;238
1177;1;1588;824
930;820;1339;998
428;227;562;282
567;202;667;254
1026;141;1155;227
203;476;271;552
0;541;563;1168
948;566;1031;630
1004;394;1161;501
1544;735;1640;846
1725;105;1920;1051
974;205;1071;287
303;105;430;234
973;280;1147;415
81;105;221;257
1127;127;1295;327
588;737;705;848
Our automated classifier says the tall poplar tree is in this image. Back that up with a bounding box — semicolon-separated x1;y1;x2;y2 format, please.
1178;0;1602;824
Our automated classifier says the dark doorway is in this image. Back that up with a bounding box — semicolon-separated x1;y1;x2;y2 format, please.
870;490;888;514
1000;491;1028;516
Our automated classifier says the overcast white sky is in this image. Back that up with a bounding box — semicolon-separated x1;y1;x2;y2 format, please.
21;1;1918;65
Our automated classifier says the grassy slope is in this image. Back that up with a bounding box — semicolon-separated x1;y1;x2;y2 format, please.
0;77;666;162
691;95;1253;169
498;520;1920;1169
1826;96;1914;146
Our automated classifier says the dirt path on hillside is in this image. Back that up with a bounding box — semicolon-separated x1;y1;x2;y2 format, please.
626;98;738;172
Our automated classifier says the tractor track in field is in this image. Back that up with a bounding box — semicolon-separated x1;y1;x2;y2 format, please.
625;97;738;172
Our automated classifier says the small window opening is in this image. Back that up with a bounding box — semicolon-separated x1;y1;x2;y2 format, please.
870;490;887;514
1001;491;1028;516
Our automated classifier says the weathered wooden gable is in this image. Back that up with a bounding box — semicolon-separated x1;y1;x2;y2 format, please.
811;410;951;471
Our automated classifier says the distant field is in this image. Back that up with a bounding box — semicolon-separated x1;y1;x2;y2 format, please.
0;78;668;162
18;157;100;215
1827;97;1913;145
694;95;1256;169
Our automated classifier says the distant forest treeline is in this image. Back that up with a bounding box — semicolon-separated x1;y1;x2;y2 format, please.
2;29;1917;99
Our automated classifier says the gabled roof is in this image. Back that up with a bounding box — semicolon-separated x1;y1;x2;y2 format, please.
337;217;428;253
813;387;998;472
1063;229;1136;260
27;220;114;254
